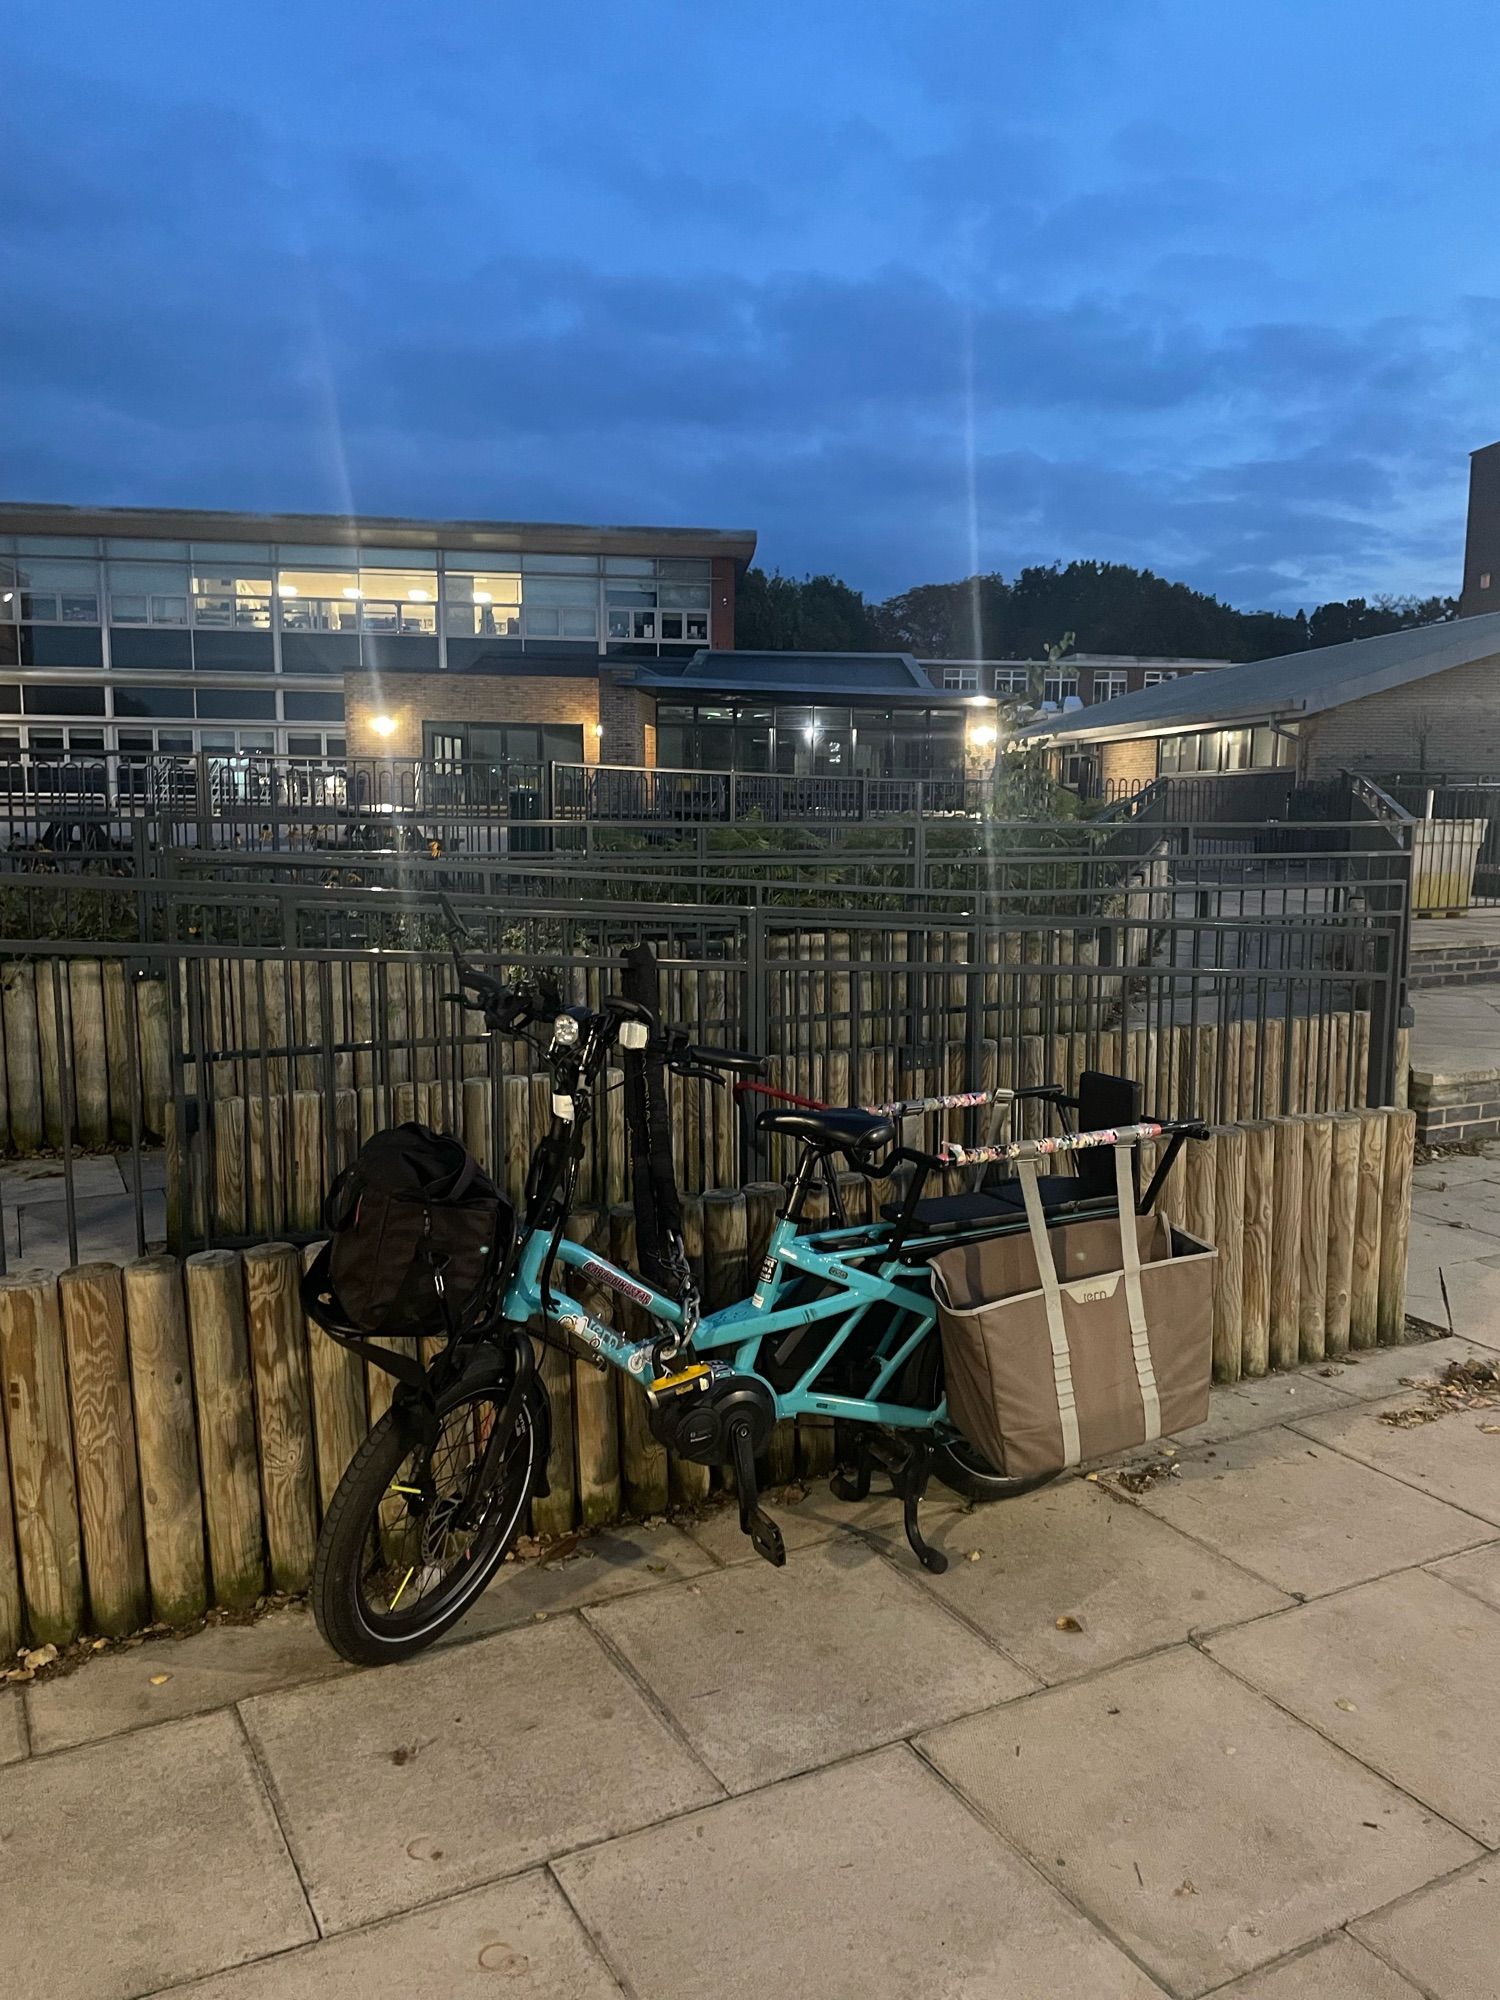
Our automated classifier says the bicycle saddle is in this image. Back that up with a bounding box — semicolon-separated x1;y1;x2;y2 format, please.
756;1106;895;1159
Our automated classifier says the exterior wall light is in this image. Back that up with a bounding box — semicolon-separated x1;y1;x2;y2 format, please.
342;586;362;599
370;714;398;739
969;724;998;749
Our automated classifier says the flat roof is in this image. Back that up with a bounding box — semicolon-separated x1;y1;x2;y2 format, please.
0;501;756;564
625;649;953;702
1015;611;1500;745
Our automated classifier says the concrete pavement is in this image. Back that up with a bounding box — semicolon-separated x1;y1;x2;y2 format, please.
7;1308;1500;2000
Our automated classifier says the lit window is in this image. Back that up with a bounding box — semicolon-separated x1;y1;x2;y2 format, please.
275;570;361;632
1142;669;1179;687
358;567;438;635
993;668;1029;695
442;569;521;637
192;571;273;628
942;666;979;692
1481;572;1493;591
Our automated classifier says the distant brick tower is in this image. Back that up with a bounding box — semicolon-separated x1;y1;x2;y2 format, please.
1461;440;1500;617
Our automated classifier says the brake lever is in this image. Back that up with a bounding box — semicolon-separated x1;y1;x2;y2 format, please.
669;1061;724;1088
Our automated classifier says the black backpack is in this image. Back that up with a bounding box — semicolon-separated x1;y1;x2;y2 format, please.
323;1123;513;1337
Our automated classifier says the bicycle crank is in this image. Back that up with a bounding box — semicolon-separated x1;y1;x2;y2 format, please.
645;1365;785;1567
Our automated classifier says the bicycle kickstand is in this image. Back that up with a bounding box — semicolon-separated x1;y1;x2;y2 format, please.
727;1417;786;1568
900;1438;948;1575
830;1420;873;1503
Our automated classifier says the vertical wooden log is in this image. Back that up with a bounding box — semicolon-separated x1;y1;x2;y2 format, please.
1219;1022;1243;1124
567;1208;621;1528
2;962;42;1151
1324;1113;1361;1359
288;1090;325;1234
1019;1034;1046;1138
1288;1012;1310;1114
102;958;134;1144
69;961;110;1150
137;974;171;1139
0;1272;84;1645
1331;1011;1353;1111
183;1250;264;1608
1298;1116;1332;1363
1192;1022;1218;1124
1211;1126;1246;1384
300;1241;366;1514
1349;1108;1387;1351
1393;1025;1411;1112
35;959;70;1147
122;1256;207;1624
59;1264;148;1636
462;1075;492;1175
1352;1011;1372;1110
1378;1108;1416;1344
1240;1121;1274;1378
1237;1020;1260;1123
610;1207;669;1517
242;1244;319;1594
1261;1014;1286;1118
1269;1118;1303;1371
0;1392;20;1656
247;1092;287;1238
212;1095;248;1241
1183;1126;1217;1252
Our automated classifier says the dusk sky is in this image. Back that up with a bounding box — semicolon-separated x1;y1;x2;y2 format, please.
4;1;1498;611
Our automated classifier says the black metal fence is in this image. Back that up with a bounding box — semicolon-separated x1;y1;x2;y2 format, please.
0;802;1410;1266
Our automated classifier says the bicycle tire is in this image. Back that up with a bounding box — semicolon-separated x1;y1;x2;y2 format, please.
312;1372;541;1666
930;1437;1059;1503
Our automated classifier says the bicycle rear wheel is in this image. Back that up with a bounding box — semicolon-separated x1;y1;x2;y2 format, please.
313;1369;540;1666
931;1437;1058;1502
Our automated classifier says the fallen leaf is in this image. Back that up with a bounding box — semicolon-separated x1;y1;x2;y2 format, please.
1335;1698;1358;1713
1481;1424;1500;1435
1055;1614;1084;1632
967;1550;982;1563
149;1672;172;1687
21;1644;58;1673
646;1563;668;1574
1085;1471;1100;1482
1175;1879;1198;1897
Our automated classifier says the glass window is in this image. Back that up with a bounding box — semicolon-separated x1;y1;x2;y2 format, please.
22;682;107;715
1142;668;1179;687
443;570;521;636
16;536;97;555
112;685;194;717
13;558;99;622
1092;671;1128;702
606;581;657;606
942;667;979;692
0;683;18;713
274;544;354;565
287;732;324;756
68;730;106;753
1158;735;1180;774
1043;672;1079;705
104;538;187;559
523;608;560;637
658;583;710;609
523;575;597;607
1251;726;1277;768
283;691;344;722
993;668;1029;695
276;569;361;632
191;541;274;562
195;686;276;719
192;569;273;628
1223;727;1252;771
520;553;597;573
357;566;438;634
657;558;711;581
604;556;656;576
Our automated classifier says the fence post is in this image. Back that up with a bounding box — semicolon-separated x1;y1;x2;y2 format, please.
59;1263;149;1636
1350;1108;1388;1350
1378;1108;1416;1343
1211;1126;1246;1383
1298;1115;1332;1363
184;1249;264;1608
0;1398;20;1656
0;1271;84;1646
1240;1121;1274;1377
1269;1117;1303;1371
1324;1113;1361;1358
242;1243;319;1594
123;1256;208;1625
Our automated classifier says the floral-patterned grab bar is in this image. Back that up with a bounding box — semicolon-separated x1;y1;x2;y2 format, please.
937;1120;1163;1168
869;1086;1017;1117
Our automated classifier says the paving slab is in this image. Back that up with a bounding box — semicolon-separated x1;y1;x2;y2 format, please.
1355;1859;1500;1998
437;1521;715;1644
0;1154;128;1199
14;1185;166;1264
1120;1425;1486;1596
145;1870;623;2000
675;1488;843;1564
1425;1535;1500;1610
918;1647;1478;1998
587;1535;1032;1793
1;1687;27;1762
868;1475;1288;1682
2;1708;314;2000
1198;1370;1366;1433
1293;1392;1500;1527
240;1613;721;1934
556;1744;1168;2000
1215;1933;1423;1998
26;1605;346;1754
1401;1236;1500;1347
1313;1337;1497;1401
1207;1566;1500;1844
1409;1181;1500;1238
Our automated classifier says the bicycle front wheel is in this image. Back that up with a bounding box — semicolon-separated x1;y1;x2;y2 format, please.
312;1370;541;1666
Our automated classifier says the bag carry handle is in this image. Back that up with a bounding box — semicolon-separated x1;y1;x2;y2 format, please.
1114;1143;1162;1442
1017;1158;1082;1468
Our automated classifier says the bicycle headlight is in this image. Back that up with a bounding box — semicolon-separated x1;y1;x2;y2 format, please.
552;1013;581;1046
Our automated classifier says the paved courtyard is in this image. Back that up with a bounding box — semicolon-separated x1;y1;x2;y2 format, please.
7;1228;1500;1999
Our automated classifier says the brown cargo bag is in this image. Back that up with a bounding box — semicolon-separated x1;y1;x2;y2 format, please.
928;1149;1215;1479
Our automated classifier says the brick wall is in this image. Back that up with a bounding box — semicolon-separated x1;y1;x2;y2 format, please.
343;672;601;759
1298;653;1500;776
597;674;657;765
1101;737;1158;790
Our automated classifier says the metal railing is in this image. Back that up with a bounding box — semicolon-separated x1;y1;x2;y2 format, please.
0;806;1410;1266
549;762;990;822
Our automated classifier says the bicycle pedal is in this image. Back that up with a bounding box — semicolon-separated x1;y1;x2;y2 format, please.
748;1507;786;1567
